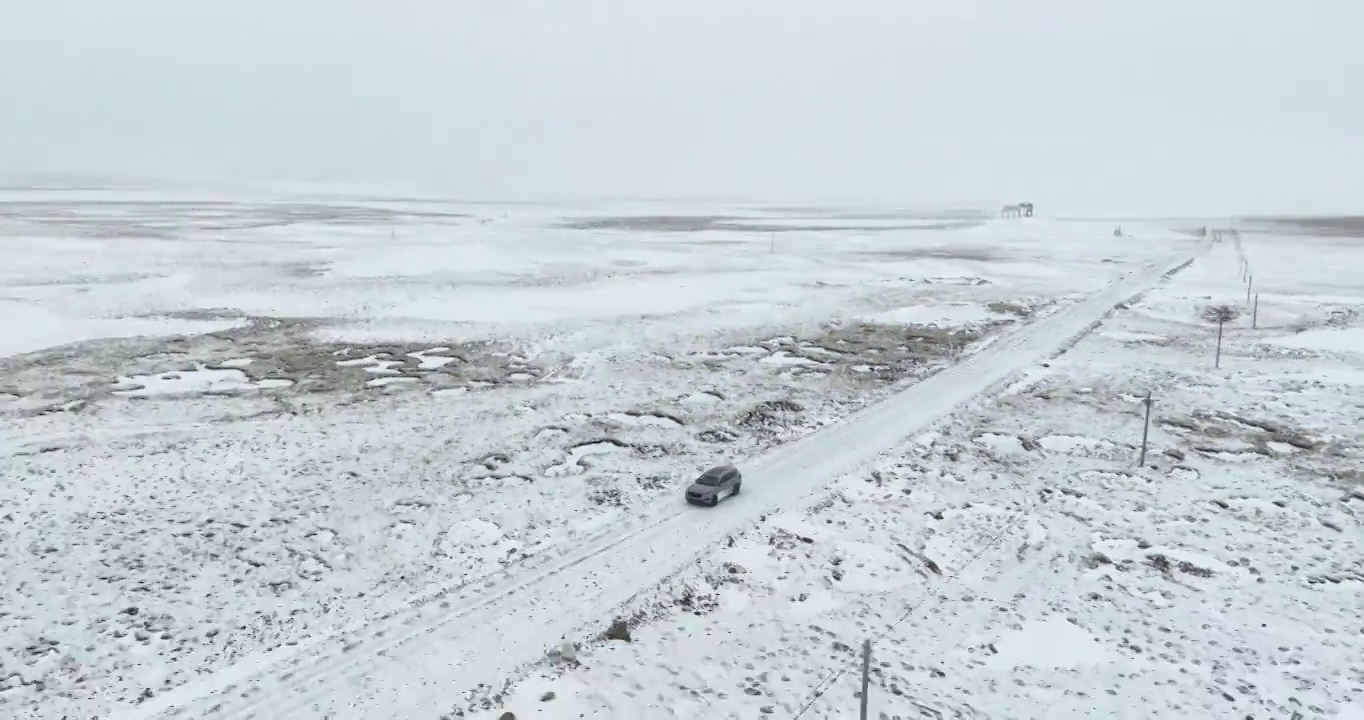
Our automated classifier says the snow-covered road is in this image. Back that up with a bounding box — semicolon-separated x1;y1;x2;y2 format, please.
122;248;1207;720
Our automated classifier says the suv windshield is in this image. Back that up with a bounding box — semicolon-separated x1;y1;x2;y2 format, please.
695;473;724;486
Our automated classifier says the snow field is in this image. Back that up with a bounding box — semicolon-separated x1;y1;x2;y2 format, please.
120;248;1206;718
1;195;1202;719
477;231;1364;720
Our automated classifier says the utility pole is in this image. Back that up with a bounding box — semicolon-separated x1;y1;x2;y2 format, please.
1138;391;1154;466
859;639;872;720
1215;319;1225;369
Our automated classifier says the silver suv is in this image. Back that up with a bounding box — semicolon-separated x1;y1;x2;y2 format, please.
685;464;742;506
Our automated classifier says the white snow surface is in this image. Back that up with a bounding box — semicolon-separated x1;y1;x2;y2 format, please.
115;247;1202;720
6;197;1361;720
866;302;996;327
492;229;1364;720
110;366;293;396
0;191;1182;357
0;304;245;360
1269;327;1364;356
463;230;1364;720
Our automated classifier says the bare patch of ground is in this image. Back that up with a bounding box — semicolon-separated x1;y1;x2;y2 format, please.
671;317;1016;450
860;247;999;263
0;200;471;239
1243;216;1364;238
682;320;1002;388
986;301;1036;318
558;215;978;233
738;206;987;221
0;316;554;413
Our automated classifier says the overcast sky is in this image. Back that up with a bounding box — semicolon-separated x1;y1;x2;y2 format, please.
2;1;1361;215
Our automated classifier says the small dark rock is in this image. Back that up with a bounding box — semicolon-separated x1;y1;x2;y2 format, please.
1178;561;1214;578
1084;552;1113;568
540;691;556;702
604;618;631;642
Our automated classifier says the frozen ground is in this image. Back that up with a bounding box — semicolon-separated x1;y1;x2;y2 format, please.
470;227;1364;720
2;190;1219;719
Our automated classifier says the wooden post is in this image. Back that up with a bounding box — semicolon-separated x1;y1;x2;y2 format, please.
1247;276;1253;303
1138;391;1154;466
859;639;871;720
1253;293;1259;329
1215;320;1224;369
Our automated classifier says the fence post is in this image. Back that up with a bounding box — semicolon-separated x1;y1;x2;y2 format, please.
1215;319;1224;369
1247;276;1253;303
1138;391;1154;466
859;639;871;720
1253;293;1259;329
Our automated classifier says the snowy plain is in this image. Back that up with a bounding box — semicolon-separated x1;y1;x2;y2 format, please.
2;190;1356;719
472;226;1364;720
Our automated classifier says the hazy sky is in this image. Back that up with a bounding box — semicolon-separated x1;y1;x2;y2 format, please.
3;1;1361;214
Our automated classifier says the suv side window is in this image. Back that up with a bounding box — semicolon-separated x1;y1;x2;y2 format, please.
722;469;737;482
